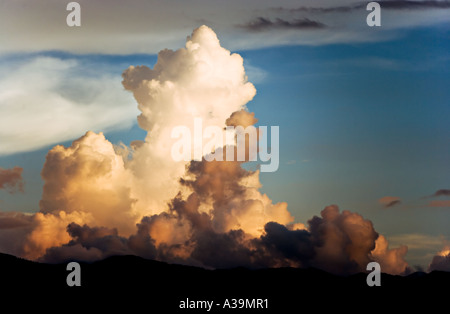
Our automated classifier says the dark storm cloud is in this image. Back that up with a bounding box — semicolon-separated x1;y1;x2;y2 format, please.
162;203;381;273
66;223;130;254
429;252;450;272
42;223;132;263
271;1;450;15
191;229;256;269
307;205;379;274
433;189;450;197
238;17;325;32
377;0;450;10
272;5;356;13
0;167;24;194
378;196;402;208
257;222;315;267
127;216;158;260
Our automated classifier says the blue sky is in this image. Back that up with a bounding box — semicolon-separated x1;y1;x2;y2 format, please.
1;1;449;268
247;26;450;213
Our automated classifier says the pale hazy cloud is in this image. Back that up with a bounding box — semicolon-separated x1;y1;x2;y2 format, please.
388;233;443;251
1;0;450;54
0;212;34;257
243;63;268;84
0;167;24;193
0;57;137;155
388;233;443;267
427;200;450;208
371;235;409;275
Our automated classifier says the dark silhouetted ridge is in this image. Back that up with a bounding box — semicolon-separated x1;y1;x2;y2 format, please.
0;253;447;312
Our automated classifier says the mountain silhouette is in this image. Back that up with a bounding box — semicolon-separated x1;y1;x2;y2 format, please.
0;253;447;312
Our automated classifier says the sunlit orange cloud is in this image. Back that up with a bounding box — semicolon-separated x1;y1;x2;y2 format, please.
371;235;408;275
19;25;289;262
437;247;450;257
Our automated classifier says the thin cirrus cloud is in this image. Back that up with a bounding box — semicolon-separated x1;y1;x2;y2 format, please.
376;0;450;9
1;0;450;55
378;190;450;210
234;0;450;48
238;17;325;31
0;56;137;155
428;200;450;208
378;196;402;208
424;189;450;208
280;0;450;12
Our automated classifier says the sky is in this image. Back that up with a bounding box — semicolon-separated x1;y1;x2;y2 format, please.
0;0;449;272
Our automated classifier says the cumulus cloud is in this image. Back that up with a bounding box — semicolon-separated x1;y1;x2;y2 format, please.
257;222;314;268
371;235;409;275
120;25;257;214
0;167;24;193
17;25;268;262
378;196;401;208
24;211;95;260
226;110;258;128
39;131;137;235
0;57;137;155
262;206;409;275
429;246;450;272
36;188;410;274
307;205;378;274
42;223;131;263
37;191;409;275
0;26;410;275
303;205;407;275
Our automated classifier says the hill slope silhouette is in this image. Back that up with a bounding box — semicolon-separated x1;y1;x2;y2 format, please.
0;253;447;312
